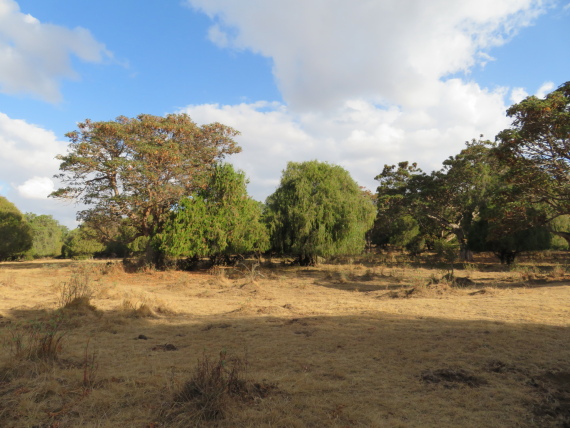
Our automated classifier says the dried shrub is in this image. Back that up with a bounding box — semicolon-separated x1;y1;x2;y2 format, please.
59;271;93;309
163;351;255;424
121;300;155;318
6;313;67;362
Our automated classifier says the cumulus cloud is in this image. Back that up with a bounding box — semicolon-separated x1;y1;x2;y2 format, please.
0;112;77;226
186;0;547;111
0;0;110;102
0;112;65;177
510;87;529;103
17;176;55;199
180;80;511;201
179;0;549;201
536;81;555;98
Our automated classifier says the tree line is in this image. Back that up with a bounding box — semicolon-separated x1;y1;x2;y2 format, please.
1;81;569;266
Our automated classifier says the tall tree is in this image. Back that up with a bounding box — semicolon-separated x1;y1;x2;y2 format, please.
0;197;33;261
495;81;570;241
375;140;500;260
265;161;376;266
50;113;241;264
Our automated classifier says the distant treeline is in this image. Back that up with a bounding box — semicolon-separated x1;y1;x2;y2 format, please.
2;82;569;266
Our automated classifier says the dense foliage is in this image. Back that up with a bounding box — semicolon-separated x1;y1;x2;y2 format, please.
495;81;570;244
51;113;241;264
24;214;68;259
0;197;33;261
61;225;105;260
158;163;269;265
265;161;376;266
375;140;501;260
39;83;570;267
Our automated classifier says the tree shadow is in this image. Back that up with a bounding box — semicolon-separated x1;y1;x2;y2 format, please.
2;304;569;427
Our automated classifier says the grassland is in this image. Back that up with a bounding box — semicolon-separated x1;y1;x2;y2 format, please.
0;252;569;427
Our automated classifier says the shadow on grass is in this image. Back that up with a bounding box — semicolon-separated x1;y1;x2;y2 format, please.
1;303;569;427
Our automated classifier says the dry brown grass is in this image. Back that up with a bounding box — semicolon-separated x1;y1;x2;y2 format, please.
0;254;569;427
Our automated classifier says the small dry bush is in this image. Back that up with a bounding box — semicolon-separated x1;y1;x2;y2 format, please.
548;263;569;280
163;351;250;424
236;261;265;284
59;271;93;308
6;313;67;363
121;299;155;318
510;264;540;282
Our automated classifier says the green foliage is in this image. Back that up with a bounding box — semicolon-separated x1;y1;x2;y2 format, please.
433;239;459;271
158;163;269;263
62;226;105;260
468;214;552;264
495;81;570;231
265;161;376;265
0;196;33;261
375;140;500;259
51;113;241;265
24;213;68;258
548;215;570;249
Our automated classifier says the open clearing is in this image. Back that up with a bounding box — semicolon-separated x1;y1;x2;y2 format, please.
0;254;569;427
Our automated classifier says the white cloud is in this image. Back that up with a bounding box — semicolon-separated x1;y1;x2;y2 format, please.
510;87;529;103
180;79;511;201
536;81;555;98
0;0;110;102
17;176;55;199
179;0;549;201
186;0;548;111
0;112;77;227
0;112;65;176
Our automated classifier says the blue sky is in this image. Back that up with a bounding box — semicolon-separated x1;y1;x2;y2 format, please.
0;0;569;227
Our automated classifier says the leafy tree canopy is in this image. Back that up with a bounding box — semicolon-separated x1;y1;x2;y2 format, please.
495;81;570;228
0;197;33;261
24;213;68;259
51;113;241;264
158;163;269;265
265;161;376;266
375;140;500;259
62;226;105;260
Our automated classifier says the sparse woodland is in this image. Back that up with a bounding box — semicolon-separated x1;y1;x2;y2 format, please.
0;83;569;426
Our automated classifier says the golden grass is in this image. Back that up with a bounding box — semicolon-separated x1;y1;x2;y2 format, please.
0;254;569;427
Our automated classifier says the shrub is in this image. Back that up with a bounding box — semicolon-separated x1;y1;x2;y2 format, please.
7;314;67;362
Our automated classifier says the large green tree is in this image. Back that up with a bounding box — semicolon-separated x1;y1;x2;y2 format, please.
265;161;376;266
0;197;33;261
62;225;106;260
50;113;241;264
495;81;570;242
375;140;500;260
158;163;269;265
24;213;68;258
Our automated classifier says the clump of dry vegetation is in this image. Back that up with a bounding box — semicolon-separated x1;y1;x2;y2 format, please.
0;254;569;427
161;350;277;426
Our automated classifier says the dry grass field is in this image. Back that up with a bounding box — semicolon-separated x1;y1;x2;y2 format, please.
0;252;569;427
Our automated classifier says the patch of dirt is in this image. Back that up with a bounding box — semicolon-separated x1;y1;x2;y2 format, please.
420;368;487;388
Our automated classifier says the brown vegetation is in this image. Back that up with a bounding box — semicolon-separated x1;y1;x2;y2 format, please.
0;253;569;427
